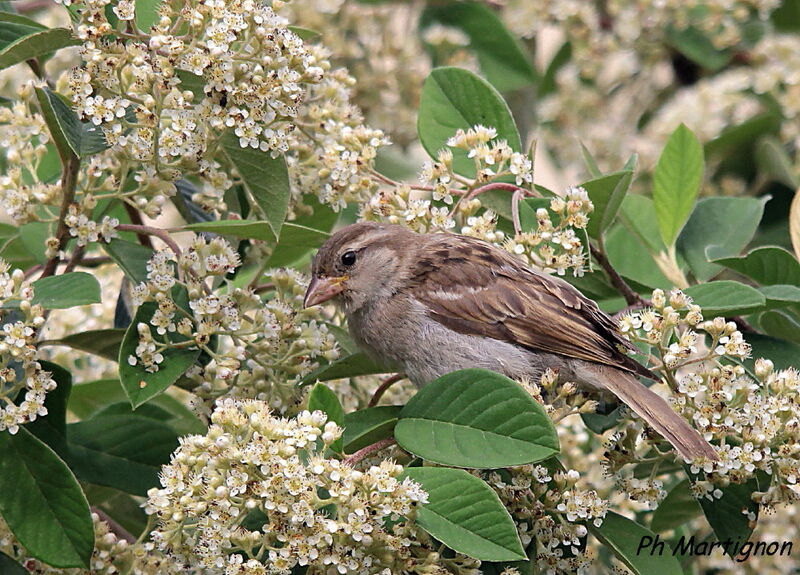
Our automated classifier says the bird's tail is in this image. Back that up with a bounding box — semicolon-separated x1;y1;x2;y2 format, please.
588;365;718;461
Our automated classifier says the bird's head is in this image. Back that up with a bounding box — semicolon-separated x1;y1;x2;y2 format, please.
304;222;416;313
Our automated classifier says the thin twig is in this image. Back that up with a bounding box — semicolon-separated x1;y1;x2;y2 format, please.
40;156;81;279
368;373;405;407
63;245;85;273
117;224;182;257
589;242;643;307
123;204;154;249
343;438;397;467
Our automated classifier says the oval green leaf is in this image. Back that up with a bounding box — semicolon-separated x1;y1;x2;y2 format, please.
0;27;79;71
683;281;766;316
342;405;402;453
395;368;559;468
300;352;388;386
418;67;521;177
713;246;800;286
759;310;800;343
677;196;767;282
403;467;526;562
582;170;633;238
0;428;94;568
589;511;683;575
220;131;290;238
32;272;101;309
307;383;345;452
650;479;702;533
66;414;180;496
118;302;200;408
653;124;704;248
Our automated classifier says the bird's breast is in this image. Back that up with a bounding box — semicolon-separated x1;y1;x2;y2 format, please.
346;297;566;386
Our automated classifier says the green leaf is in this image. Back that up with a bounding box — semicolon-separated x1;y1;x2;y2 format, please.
747;334;800;371
619;194;667;254
0;12;47;36
307;383;344;452
760;284;800;309
342;405;402;453
582;170;633;238
34;87;76;164
118;302;200;408
665;26;731;70
605;223;671;289
40;328;126;362
653;124;704;247
756;136;799;188
418;67;520;177
677;196;767;282
650;479;702;533
687;469;764;555
704;112;781;159
0;551;27;575
420;3;535;92
579;141;602;178
0;428;93;568
68;378;205;435
287;25;320;41
183;219;276;242
0;27;79;71
300;352;387;386
34;87;107;161
103;238;155;284
395;368;559;468
134;0;161;32
759;310;800;343
683;281;766;316
220;131;290;238
773;0;800;31
267;223;331;267
588;511;683;575
67;414;179;495
31;272;101;309
538;41;571;99
713;246;800;286
402;467;526;562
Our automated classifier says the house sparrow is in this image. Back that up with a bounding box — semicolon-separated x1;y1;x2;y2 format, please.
304;222;717;461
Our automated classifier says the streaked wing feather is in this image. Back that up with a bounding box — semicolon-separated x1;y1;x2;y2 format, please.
409;235;652;377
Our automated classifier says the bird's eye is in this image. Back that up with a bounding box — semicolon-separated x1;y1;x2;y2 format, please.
340;250;357;267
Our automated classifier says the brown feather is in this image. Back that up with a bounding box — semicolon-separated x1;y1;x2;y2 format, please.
408;234;656;380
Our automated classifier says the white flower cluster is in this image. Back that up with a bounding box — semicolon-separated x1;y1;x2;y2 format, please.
0;261;56;435
363;125;590;276
618;288;800;507
481;465;606;574
0;85;61;226
503;186;594;276
63;0;387;215
128;237;338;411
146;398;429;574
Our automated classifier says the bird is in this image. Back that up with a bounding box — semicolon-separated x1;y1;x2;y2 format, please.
303;221;717;461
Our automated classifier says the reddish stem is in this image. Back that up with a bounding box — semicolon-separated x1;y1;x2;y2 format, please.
368;373;404;407
343;438;397;467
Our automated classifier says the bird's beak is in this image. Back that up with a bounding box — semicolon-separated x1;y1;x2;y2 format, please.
304;275;347;308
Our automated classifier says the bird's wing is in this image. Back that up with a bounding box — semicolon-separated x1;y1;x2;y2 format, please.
407;234;653;378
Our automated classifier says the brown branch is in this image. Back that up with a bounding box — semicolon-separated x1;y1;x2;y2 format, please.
116;224;181;257
40;156;81;279
590;242;643;307
343;438;397;467
63;245;85;273
368;373;405;407
123;204;154;249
